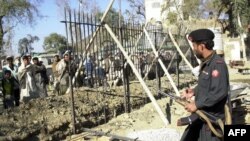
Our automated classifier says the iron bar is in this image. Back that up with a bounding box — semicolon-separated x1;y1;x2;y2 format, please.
73;10;77;60
104;23;169;126
168;30;194;70
78;11;83;60
176;51;180;88
64;8;76;134
65;0;115;94
154;31;161;97
144;27;180;96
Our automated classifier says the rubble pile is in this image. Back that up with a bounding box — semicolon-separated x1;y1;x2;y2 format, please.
231;83;250;124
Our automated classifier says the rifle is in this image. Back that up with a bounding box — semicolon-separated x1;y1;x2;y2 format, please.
159;90;224;138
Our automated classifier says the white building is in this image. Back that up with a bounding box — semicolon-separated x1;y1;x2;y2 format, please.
145;0;163;22
145;0;184;22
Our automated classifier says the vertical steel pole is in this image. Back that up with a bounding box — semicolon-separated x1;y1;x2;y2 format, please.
126;22;131;113
78;11;83;58
121;23;128;113
176;50;180;89
90;14;96;87
64;8;76;134
155;30;161;98
73;10;77;60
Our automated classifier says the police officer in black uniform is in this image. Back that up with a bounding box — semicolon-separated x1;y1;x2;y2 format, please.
181;29;229;141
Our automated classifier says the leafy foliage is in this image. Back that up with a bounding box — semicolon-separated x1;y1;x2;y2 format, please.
182;0;200;19
43;33;67;52
203;0;250;35
167;12;177;24
96;8;122;27
0;0;42;50
18;34;39;55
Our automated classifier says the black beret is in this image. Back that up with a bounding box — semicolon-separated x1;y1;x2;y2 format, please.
188;29;214;42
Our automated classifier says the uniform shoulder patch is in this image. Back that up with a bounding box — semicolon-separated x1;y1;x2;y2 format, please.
212;69;220;78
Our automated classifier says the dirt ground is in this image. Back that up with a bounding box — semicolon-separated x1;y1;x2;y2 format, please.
68;62;250;141
0;62;250;141
0;72;196;141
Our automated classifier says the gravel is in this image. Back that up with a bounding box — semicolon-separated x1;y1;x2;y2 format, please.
127;128;183;141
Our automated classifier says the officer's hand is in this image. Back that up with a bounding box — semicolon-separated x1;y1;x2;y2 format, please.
181;88;194;100
184;101;197;113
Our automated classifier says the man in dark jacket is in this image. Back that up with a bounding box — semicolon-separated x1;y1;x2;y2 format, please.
2;70;15;109
33;57;48;98
181;29;229;141
3;56;20;106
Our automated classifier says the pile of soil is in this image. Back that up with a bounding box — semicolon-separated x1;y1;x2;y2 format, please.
0;74;196;140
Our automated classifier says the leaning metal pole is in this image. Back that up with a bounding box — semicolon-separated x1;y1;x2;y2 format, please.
168;30;194;70
104;23;169;126
65;0;115;94
142;36;167;80
144;28;181;96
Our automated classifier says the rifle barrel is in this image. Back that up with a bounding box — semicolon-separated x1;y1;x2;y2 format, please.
159;91;219;122
158;91;177;100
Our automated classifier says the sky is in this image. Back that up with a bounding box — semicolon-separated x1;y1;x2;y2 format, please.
12;0;130;55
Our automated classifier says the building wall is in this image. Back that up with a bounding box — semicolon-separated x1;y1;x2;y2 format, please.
145;0;163;22
145;0;184;22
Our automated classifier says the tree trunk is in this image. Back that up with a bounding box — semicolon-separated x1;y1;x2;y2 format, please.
0;16;4;50
237;13;247;61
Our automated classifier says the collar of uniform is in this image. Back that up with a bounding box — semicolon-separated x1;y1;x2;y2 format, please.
199;51;216;72
201;51;216;66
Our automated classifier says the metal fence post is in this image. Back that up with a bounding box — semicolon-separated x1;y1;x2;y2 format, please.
154;31;161;98
176;50;180;89
121;23;131;113
64;8;76;134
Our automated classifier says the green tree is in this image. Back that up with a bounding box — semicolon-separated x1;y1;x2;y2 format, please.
203;0;250;60
18;34;39;55
43;33;67;52
0;0;42;50
167;12;177;24
96;8;122;27
182;0;200;20
204;0;250;36
162;0;200;21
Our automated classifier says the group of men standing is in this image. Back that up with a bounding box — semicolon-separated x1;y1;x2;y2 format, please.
52;51;77;95
1;28;230;141
1;54;48;108
1;50;77;109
